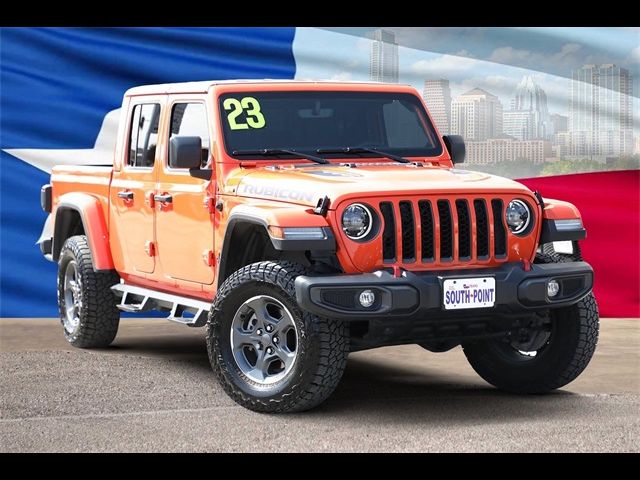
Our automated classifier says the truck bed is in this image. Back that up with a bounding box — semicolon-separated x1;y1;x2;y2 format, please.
51;165;113;212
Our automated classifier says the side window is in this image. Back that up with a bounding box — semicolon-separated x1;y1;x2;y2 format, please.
127;103;160;168
170;103;210;168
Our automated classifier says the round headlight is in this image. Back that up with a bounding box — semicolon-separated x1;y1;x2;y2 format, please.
342;203;373;240
505;199;531;235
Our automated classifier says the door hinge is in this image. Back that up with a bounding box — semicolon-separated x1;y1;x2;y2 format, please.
202;249;216;266
203;196;216;214
146;191;156;208
145;241;156;257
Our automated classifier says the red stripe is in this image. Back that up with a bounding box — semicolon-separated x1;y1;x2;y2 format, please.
519;170;640;318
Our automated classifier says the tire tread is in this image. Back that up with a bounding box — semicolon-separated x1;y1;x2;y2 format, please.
58;235;120;348
206;261;348;413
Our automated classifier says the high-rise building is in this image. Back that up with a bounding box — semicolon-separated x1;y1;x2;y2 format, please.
466;138;552;165
423;79;452;134
552;132;571;159
551;114;568;133
451;88;503;141
569;64;634;158
503;76;551;140
369;29;399;83
503;110;535;141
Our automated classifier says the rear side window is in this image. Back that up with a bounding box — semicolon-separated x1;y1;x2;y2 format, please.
170;103;210;168
128;103;160;167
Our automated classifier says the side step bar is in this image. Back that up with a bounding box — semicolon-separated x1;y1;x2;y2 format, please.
111;283;211;327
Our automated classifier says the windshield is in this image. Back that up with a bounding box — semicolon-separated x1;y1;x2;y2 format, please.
218;91;443;160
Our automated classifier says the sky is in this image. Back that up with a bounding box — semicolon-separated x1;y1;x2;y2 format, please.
293;27;639;130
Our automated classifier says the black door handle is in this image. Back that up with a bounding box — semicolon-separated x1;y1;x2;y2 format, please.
154;193;173;204
117;190;134;200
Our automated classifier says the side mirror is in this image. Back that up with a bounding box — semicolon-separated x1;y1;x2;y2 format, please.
169;136;202;169
443;135;466;164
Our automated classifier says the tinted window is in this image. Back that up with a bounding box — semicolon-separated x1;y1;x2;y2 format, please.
219;91;442;159
170;103;210;168
128;103;160;167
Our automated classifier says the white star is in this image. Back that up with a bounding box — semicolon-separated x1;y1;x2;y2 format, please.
3;109;120;174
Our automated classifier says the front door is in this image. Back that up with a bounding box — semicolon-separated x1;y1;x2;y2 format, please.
110;100;162;274
155;100;215;285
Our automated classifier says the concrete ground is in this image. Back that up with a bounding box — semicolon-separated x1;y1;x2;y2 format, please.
1;318;638;452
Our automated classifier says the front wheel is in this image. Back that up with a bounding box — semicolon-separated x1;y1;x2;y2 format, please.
206;261;349;413
463;254;599;394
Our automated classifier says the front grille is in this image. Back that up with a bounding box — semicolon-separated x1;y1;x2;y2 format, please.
379;197;508;265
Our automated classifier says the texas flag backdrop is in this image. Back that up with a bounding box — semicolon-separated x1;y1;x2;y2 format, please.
1;27;638;317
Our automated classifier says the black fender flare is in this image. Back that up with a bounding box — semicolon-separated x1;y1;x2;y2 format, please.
216;212;335;284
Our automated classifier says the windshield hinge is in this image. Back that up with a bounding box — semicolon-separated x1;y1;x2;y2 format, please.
313;196;330;216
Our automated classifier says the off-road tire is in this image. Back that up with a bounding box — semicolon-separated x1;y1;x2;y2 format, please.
462;252;599;393
57;235;120;348
207;261;349;413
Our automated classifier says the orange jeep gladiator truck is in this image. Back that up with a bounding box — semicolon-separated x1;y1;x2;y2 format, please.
39;81;598;412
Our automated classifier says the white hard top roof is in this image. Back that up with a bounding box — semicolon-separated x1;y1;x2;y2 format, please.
125;79;411;96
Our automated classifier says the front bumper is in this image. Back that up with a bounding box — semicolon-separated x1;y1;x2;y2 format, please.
295;261;594;321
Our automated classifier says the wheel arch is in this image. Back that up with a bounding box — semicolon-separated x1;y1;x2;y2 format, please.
216;208;336;287
52;192;114;271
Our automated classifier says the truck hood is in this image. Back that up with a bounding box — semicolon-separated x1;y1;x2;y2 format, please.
230;163;534;208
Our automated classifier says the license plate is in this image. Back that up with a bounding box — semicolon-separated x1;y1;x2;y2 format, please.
443;277;496;310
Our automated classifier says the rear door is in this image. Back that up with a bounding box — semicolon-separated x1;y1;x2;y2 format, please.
154;98;215;285
110;97;164;274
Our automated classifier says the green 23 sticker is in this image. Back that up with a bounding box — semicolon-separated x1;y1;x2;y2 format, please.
223;97;266;130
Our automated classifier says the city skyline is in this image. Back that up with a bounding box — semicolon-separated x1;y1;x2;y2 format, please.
293;27;638;173
294;27;639;132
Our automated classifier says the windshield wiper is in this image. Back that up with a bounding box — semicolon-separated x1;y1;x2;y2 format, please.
316;147;410;164
232;148;329;165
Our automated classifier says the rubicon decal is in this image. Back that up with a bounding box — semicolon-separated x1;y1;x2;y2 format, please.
239;183;316;203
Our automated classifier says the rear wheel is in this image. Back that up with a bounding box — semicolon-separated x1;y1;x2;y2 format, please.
57;235;120;348
462;253;599;393
207;261;349;413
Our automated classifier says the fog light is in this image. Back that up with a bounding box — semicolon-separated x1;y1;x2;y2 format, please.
547;280;560;298
359;289;376;308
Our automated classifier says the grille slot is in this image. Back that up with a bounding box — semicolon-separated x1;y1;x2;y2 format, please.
418;200;434;262
491;199;507;257
455;200;471;260
437;200;453;260
380;202;396;263
399;201;415;262
474;199;489;258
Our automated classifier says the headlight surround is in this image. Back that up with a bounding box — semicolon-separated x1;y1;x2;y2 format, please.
505;199;532;235
341;203;374;240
